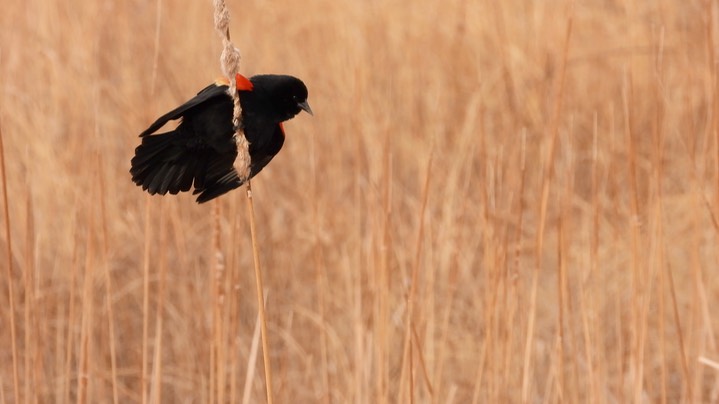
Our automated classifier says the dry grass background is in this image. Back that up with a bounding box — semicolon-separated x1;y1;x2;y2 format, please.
1;0;718;402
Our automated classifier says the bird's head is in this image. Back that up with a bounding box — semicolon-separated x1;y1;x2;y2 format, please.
250;74;312;122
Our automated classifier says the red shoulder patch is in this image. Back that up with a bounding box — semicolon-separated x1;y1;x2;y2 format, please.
214;74;253;91
235;74;254;91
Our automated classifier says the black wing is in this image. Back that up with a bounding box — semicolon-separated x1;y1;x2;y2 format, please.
193;123;285;203
132;83;237;197
248;123;285;178
139;84;230;137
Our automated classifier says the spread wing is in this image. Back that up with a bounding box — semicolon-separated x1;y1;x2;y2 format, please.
132;83;237;197
140;84;230;137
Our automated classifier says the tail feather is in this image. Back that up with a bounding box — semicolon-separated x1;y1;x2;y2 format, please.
173;163;193;194
194;171;242;203
146;163;173;194
130;133;174;169
159;164;181;195
130;131;201;196
131;128;242;203
192;152;242;203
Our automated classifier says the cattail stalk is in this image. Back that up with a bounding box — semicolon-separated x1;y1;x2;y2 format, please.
212;2;273;403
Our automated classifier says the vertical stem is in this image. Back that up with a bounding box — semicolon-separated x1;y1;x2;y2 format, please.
0;111;20;404
141;198;151;404
143;0;162;400
246;181;273;404
522;4;573;402
96;155;119;404
398;147;433;402
150;199;167;404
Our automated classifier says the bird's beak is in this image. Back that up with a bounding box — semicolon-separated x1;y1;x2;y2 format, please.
298;100;313;116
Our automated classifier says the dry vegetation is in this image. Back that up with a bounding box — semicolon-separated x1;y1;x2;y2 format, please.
1;0;718;402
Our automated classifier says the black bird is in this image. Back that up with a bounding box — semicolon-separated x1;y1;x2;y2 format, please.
130;74;312;203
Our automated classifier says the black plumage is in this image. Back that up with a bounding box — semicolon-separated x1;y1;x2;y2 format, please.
130;74;311;203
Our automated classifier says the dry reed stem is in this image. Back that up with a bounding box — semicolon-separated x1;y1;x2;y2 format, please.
148;197;168;404
64;221;81;402
666;259;691;396
0;113;19;404
242;311;262;404
708;0;719;203
96;155;120;404
212;3;273;403
504;129;526;404
521;5;573;402
654;18;693;401
623;69;648;403
652;26;668;403
141;197;152;404
77;204;96;404
585;112;600;401
310;128;331;403
411;323;433;396
245;183;274;404
213;0;250;181
378;130;392;404
398;148;433;402
556;179;567;402
23;177;35;403
210;200;221;404
142;0;163;400
228;193;241;404
430;107;475;398
699;357;719;372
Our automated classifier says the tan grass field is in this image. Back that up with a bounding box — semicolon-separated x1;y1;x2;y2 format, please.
1;0;718;402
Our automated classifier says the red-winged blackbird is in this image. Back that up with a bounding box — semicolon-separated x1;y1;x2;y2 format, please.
130;74;311;203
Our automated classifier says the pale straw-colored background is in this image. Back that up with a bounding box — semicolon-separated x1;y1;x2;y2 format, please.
0;0;717;402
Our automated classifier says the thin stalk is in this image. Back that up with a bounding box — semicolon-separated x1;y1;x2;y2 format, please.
246;181;274;404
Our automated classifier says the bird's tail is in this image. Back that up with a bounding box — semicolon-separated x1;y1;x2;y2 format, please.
193;170;243;203
130;132;199;196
